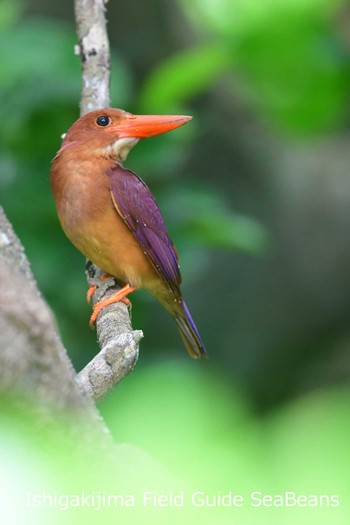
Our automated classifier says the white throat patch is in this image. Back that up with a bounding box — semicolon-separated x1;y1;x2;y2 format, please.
105;137;139;161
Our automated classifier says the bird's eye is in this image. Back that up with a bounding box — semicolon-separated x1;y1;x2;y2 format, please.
96;115;110;127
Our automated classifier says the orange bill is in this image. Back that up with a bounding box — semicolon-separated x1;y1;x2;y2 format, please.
109;113;192;138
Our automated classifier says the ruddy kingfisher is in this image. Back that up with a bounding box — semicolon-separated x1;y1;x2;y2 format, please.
50;108;207;358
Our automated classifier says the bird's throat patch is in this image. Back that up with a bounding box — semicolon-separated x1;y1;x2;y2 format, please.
105;138;139;161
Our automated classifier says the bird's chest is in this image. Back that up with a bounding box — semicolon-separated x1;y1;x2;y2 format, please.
51;157;157;287
53;165;112;253
60;177;98;225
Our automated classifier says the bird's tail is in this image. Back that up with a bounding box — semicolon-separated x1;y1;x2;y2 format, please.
174;301;208;359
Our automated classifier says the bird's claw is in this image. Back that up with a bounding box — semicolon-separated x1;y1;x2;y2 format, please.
86;284;98;304
86;273;111;304
89;284;136;328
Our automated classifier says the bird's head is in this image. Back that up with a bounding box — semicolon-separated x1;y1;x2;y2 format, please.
61;108;192;161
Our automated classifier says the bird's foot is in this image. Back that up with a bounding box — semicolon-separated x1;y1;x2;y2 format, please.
86;273;111;303
120;296;132;309
89;284;136;329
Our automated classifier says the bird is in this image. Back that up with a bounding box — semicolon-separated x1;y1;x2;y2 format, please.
50;108;207;358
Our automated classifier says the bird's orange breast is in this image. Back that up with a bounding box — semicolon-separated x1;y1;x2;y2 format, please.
51;151;159;290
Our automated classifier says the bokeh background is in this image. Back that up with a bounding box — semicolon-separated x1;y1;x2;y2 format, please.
1;0;350;523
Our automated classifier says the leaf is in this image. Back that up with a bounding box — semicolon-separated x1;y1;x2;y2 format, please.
179;0;343;39
178;0;348;134
138;44;232;112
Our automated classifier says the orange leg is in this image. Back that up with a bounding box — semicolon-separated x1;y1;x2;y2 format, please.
121;297;132;309
86;285;97;304
89;284;136;328
86;273;111;304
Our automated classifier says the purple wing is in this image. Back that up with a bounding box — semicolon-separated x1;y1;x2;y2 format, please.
109;163;181;294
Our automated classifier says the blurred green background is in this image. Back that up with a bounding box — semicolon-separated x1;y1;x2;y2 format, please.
1;0;350;522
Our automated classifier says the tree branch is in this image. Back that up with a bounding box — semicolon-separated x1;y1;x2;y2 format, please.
76;263;142;399
74;0;110;113
74;0;141;398
0;206;110;443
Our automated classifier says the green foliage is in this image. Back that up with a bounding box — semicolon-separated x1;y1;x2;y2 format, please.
139;44;232;112
162;0;349;134
1;366;350;523
101;363;350;525
162;186;270;253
